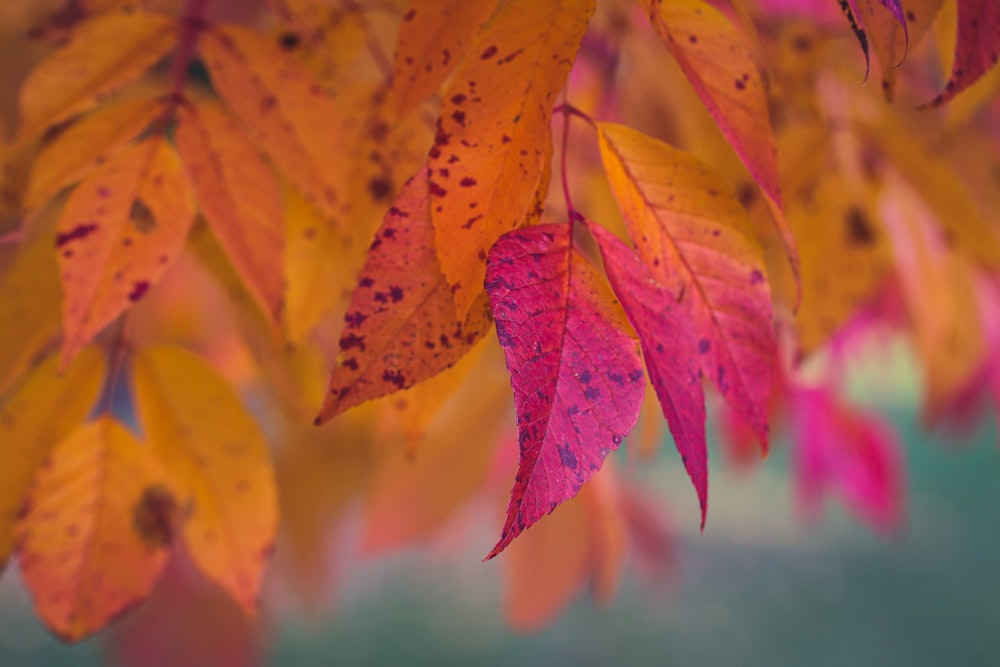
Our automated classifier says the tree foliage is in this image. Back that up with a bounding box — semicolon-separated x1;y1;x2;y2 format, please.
0;0;998;645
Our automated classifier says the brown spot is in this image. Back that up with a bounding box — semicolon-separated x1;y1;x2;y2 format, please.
367;176;392;201
480;45;498;59
845;207;875;245
459;177;477;187
132;485;177;549
128;281;149;301
278;31;300;50
131;199;156;233
404;8;416;20
55;223;98;247
452;110;466;126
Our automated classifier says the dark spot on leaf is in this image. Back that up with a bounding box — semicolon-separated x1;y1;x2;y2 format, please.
698;338;711;354
383;369;406;389
367;176;392;201
341;332;366;351
749;269;764;286
845;207;875;245
359;277;374;288
452;110;466;126
55;223;98;247
459;177;477;187
584;386;600;400
388;285;404;302
480;45;498;59
128;281;149;302
132;485;176;549
278;31;300;50
557;444;577;469
451;93;466;105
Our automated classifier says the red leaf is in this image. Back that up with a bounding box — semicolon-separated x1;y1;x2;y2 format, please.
923;0;1000;107
484;224;644;559
790;385;905;534
587;222;708;527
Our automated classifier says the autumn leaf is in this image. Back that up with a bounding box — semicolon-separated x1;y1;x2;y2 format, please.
24;94;164;213
175;101;284;327
597;122;775;443
587;222;708;525
15;416;177;641
16;9;176;141
132;345;279;616
0;348;105;570
484;223;644;559
392;0;499;118
923;0;1000;107
314;167;494;425
57;137;196;365
199;23;348;224
429;0;594;318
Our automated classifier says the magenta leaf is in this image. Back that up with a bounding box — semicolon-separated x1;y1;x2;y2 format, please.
790;384;905;534
588;222;708;527
923;0;1000;107
484;224;644;559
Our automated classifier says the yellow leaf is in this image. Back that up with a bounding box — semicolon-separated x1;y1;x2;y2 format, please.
17;10;176;140
25;94;164;213
391;0;499;117
270;0;368;92
57;137;196;365
429;0;594;318
199;23;348;224
0;208;63;396
0;347;104;569
132;345;279;615
14;416;176;642
175;102;284;327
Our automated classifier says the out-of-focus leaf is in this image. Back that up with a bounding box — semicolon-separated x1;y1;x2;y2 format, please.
175;102;284;327
391;0;498;117
429;0;594;318
16;10;176;140
132;345;279;616
314;167;494;425
57;138;196;366
15;416;177;641
0;348;104;570
597;122;775;444
484;224;644;559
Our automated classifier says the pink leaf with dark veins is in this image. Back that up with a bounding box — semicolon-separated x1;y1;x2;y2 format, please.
588;222;708;527
484;223;644;559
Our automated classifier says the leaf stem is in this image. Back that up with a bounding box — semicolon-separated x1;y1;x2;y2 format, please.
159;0;210;128
554;102;596;227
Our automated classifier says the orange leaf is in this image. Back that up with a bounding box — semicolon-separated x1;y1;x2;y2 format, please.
429;0;594;318
391;0;499;118
132;345;279;616
17;10;176;140
0;348;104;570
199;23;348;224
314;167;495;424
597;122;775;443
14;416;177;642
25;94;164;213
175;102;284;327
643;0;798;284
56;137;196;366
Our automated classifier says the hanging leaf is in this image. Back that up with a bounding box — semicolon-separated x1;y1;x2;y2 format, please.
17;10;176;140
314;167;494;425
923;0;1000;107
0;348;104;570
597;122;775;443
132;345;279;616
57;137;196;366
15;416;177;641
429;0;594;318
484;223;644;559
587;222;708;526
199;23;348;224
175;101;284;327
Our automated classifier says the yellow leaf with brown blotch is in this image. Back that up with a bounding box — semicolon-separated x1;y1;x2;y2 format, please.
16;10;176;141
429;0;594;318
14;416;177;642
175;102;285;327
199;24;348;225
57;137;196;366
25;94;164;213
132;345;279;616
392;0;499;118
0;348;104;571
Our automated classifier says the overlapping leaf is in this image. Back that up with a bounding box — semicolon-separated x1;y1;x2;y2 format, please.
199;23;348;224
484;224;644;559
314;167;494;425
923;0;1000;107
175;102;284;327
17;10;176;140
0;348;104;570
15;416;177;641
57;137;196;365
429;0;594;317
587;222;708;524
392;0;499;117
597;122;775;443
132;346;279;616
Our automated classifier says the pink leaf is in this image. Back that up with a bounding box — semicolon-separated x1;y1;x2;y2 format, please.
484;224;644;559
923;0;1000;107
790;385;906;534
587;222;708;527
